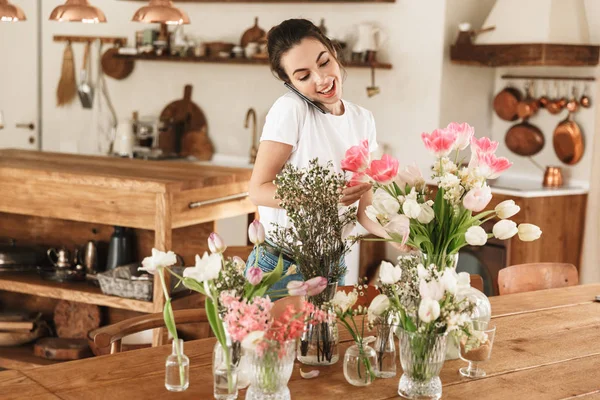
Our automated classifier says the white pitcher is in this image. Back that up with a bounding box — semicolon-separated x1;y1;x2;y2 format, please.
352;24;388;53
113;121;135;157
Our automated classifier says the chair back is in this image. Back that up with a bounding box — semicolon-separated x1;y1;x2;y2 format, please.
498;262;578;295
470;274;484;293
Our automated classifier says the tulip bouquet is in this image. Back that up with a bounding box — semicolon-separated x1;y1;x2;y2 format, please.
342;122;542;269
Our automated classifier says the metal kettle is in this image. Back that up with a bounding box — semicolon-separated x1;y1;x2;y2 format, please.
47;247;72;269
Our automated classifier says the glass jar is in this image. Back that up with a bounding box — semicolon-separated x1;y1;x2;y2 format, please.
213;342;238;400
397;328;447;400
246;339;296;400
343;342;377;386
165;339;189;392
374;313;397;378
297;283;339;366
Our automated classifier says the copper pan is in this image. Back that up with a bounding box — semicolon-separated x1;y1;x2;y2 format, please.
553;111;584;165
493;86;522;121
505;118;545;157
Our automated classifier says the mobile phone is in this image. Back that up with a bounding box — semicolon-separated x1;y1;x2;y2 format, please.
284;82;327;114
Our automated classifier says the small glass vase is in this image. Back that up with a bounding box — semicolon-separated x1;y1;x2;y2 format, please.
297;283;339;366
246;339;296;400
343;341;377;386
213;342;238;400
397;328;447;400
374;313;397;378
165;339;190;392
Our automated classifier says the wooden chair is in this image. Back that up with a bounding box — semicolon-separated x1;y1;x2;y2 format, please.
89;309;208;355
498;262;579;295
470;274;484;293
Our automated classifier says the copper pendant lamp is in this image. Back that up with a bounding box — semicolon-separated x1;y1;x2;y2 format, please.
132;0;190;25
0;0;26;22
49;0;106;23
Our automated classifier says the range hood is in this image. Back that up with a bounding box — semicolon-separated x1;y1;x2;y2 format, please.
451;0;599;67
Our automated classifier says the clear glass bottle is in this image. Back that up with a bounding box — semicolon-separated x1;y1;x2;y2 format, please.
213;342;238;400
343;342;377;387
165;339;189;392
374;315;397;378
246;339;295;400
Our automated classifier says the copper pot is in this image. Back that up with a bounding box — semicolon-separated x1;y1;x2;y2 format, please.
493;86;522;121
543;166;563;188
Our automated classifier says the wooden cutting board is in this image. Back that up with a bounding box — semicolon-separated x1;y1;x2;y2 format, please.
34;338;92;360
53;300;101;339
158;85;213;160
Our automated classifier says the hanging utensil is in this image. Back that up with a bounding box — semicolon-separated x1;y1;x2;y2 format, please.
101;44;134;80
546;81;567;115
553;89;584;165
57;41;77;107
366;66;380;97
77;41;94;109
580;84;592;108
493;84;522;121
516;81;539;119
505;118;545;156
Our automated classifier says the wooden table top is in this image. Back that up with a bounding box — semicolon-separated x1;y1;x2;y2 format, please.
0;149;252;193
4;284;600;400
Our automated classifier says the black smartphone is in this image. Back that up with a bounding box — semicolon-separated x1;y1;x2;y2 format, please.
284;82;327;114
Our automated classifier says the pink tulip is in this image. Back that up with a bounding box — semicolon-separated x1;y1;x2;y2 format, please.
421;128;457;157
287;280;308;296
246;266;263;285
208;232;227;254
248;220;265;245
383;214;410;244
475;152;512;179
462;185;492;212
396;163;424;190
305;276;328;296
446;122;474;151
341;139;370;173
366;154;399;185
471;136;499;155
347;171;370;187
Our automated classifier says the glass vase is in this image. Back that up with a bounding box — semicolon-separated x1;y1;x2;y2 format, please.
246;339;296;400
165;339;189;392
374;313;397;378
213;342;238;400
343;342;377;386
297;283;339;366
397;328;447;400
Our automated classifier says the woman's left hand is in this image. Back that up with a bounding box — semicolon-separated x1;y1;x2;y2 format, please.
340;183;372;206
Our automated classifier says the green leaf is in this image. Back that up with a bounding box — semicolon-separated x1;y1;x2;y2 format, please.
182;278;206;295
205;297;226;346
163;299;178;340
404;315;417;332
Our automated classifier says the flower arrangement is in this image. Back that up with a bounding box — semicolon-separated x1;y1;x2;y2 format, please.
271;159;358;287
341;122;542;268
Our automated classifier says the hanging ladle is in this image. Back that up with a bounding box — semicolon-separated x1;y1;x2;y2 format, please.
366;66;380;97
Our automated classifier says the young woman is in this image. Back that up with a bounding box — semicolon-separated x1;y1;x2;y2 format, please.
247;18;388;290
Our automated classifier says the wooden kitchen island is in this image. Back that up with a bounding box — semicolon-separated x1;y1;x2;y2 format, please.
0;149;255;361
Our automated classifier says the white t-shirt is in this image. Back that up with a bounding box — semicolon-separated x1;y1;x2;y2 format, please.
259;92;378;238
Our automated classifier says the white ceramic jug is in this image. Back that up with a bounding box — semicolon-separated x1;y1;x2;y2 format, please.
353;24;388;53
113;121;135;157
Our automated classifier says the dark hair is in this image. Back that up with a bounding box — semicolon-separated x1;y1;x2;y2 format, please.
267;18;344;83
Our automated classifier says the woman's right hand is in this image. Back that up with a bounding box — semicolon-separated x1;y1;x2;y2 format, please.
340;183;372;206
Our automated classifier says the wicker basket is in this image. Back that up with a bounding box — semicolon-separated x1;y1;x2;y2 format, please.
97;263;185;301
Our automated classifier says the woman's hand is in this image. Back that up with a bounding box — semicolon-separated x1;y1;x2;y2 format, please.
340;183;372;206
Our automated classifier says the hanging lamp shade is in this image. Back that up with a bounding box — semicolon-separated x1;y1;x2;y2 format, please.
132;0;190;25
0;0;26;22
49;0;106;23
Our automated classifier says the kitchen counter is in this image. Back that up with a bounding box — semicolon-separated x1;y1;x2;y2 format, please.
488;175;588;198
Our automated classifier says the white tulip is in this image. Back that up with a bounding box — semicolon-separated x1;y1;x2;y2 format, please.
379;261;402;284
518;223;542;241
418;298;440;323
373;188;400;215
457;272;471;292
139;248;178;275
495;200;520;219
367;294;390;323
465;226;488;246
403;198;422;219
417;203;435;224
365;205;380;223
440;269;458;295
183;252;222;282
241;331;265;351
417;263;429;280
331;290;358;313
493;220;518;240
419;278;444;301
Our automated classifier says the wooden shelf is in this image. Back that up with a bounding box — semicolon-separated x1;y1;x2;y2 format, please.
116;53;393;70
450;43;599;67
121;0;394;3
0;345;61;371
0;273;154;313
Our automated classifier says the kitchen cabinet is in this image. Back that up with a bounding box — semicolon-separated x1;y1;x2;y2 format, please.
0;149;255;356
